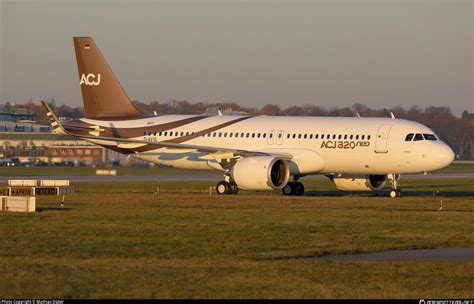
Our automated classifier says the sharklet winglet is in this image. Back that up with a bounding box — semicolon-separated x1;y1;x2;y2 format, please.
41;101;68;135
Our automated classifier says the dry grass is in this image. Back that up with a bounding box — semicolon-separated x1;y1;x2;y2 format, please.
0;178;473;298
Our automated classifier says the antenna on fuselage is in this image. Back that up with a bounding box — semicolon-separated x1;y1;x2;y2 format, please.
355;112;361;118
390;112;396;119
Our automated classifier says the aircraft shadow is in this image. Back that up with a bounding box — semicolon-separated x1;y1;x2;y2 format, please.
304;190;474;197
401;184;468;189
36;207;74;212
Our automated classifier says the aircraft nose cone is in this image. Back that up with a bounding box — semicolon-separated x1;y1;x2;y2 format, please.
436;144;455;168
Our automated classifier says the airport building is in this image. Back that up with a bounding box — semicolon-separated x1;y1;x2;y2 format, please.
0;110;123;166
0;130;106;165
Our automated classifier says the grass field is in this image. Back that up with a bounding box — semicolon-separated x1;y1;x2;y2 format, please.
0;178;473;298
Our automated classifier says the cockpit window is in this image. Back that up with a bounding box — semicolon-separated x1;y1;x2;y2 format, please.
423;134;437;141
413;133;424;141
405;133;414;141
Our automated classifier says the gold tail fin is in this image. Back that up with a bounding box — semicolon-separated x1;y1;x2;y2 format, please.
73;37;141;119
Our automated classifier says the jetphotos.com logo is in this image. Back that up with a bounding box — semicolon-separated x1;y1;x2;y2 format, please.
420;300;474;304
80;73;101;86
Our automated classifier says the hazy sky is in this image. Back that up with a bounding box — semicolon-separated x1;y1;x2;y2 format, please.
0;0;472;115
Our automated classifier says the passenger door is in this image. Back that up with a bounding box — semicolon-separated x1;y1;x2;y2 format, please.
375;124;392;153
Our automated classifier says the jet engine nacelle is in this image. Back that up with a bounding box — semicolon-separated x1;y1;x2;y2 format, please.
231;156;290;190
332;174;387;191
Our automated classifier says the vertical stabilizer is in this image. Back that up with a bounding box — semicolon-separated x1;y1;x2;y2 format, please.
73;37;140;118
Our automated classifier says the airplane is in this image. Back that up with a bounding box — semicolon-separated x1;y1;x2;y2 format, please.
42;37;455;198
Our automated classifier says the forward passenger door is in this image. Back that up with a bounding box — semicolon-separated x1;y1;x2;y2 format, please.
375;124;392;153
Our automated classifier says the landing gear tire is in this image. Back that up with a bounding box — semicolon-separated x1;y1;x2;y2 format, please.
295;182;305;196
216;181;239;195
389;189;402;198
282;182;297;196
216;181;230;195
229;182;239;195
282;182;305;196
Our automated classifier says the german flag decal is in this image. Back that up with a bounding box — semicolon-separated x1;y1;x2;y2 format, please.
84;44;91;50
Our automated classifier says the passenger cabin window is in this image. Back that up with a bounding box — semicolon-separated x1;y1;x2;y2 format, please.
414;133;424;141
405;133;414;141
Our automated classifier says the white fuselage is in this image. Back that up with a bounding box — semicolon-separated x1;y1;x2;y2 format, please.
82;115;454;175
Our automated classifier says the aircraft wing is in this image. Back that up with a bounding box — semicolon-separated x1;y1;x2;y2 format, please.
41;101;292;160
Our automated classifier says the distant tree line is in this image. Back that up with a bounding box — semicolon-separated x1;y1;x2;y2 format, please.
2;99;473;159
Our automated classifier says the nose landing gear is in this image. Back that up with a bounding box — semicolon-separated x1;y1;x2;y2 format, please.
389;174;402;198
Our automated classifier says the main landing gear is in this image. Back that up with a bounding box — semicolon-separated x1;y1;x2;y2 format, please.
282;182;305;196
216;180;239;195
389;174;402;198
